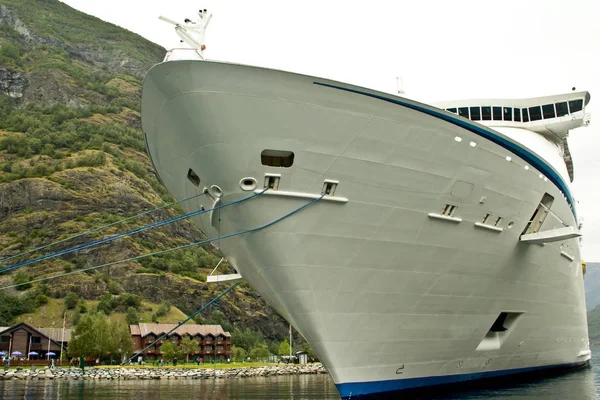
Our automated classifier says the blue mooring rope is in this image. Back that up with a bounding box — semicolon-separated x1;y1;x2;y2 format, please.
0;190;266;274
0;190;208;264
0;193;324;290
123;282;241;366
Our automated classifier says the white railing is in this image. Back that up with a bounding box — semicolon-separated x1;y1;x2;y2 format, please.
164;48;203;62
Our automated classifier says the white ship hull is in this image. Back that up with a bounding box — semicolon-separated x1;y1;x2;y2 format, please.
142;59;590;398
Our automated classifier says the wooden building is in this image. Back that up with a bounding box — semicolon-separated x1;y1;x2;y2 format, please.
0;322;71;360
130;323;232;361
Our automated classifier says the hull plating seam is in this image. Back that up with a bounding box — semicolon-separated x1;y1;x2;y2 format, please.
313;81;576;219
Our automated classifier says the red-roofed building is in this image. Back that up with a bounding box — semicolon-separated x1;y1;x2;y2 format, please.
129;323;232;361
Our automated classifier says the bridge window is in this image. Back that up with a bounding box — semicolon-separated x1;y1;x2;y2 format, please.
529;106;542;121
503;107;512;121
470;106;481;121
481;106;492;120
458;107;469;118
556;102;568;117
542;104;556;119
569;99;583;113
522;108;529;122
492;106;502;121
514;108;521;122
446;108;457;114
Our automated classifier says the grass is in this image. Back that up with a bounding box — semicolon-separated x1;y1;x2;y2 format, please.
16;298;191;328
18;298;66;328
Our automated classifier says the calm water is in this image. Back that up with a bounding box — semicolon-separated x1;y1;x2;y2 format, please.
2;350;600;400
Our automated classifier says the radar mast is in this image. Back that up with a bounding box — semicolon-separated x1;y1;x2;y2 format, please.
159;9;212;59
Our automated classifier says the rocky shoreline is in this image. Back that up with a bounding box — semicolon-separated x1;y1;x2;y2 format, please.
0;364;327;381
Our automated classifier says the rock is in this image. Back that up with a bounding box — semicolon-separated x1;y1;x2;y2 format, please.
0;68;28;98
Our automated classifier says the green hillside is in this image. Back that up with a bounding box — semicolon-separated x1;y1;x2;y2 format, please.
588;305;600;344
0;0;296;351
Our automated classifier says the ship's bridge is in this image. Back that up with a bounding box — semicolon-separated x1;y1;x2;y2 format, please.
434;91;591;183
434;91;591;141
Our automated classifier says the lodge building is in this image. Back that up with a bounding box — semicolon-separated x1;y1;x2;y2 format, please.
0;323;71;360
130;323;232;361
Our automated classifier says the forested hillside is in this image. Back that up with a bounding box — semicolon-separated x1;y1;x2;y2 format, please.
0;0;299;354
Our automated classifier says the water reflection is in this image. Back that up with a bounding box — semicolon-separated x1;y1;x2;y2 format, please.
2;355;600;400
0;374;339;400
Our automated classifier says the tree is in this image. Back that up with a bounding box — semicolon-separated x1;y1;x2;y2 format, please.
125;307;139;325
155;301;171;317
0;291;34;325
71;308;81;326
249;343;270;362
180;336;198;363
207;310;222;325
111;319;133;360
268;341;279;357
12;270;31;291
300;340;317;361
68;312;99;358
278;339;291;357
119;293;141;309
231;327;264;353
67;312;130;360
160;341;177;362
96;293;113;315
231;345;247;362
64;292;78;310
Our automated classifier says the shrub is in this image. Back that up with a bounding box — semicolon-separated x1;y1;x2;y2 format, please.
12;270;31;290
64;292;78;310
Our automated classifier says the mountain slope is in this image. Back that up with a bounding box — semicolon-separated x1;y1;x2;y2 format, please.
585;262;600;311
0;0;291;343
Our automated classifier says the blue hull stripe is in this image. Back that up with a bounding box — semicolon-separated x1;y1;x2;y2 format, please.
313;82;576;219
336;361;588;398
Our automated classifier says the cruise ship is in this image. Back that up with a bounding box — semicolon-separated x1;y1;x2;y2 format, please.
141;12;592;398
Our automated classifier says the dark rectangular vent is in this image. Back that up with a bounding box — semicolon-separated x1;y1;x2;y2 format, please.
441;204;457;217
261;150;294;168
482;213;491;224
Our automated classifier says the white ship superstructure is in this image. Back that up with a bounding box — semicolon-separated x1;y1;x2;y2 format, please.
142;14;592;398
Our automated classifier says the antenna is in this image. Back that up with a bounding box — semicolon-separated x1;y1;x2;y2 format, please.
396;76;405;96
159;10;212;59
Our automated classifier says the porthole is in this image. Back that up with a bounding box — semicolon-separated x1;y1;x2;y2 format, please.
505;156;512;161
454;136;462;142
210;185;223;198
239;177;257;191
469;141;477;147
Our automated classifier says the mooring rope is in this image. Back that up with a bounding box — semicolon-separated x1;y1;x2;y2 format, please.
0;193;324;290
0;190;208;264
0;190;266;274
122;282;241;366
